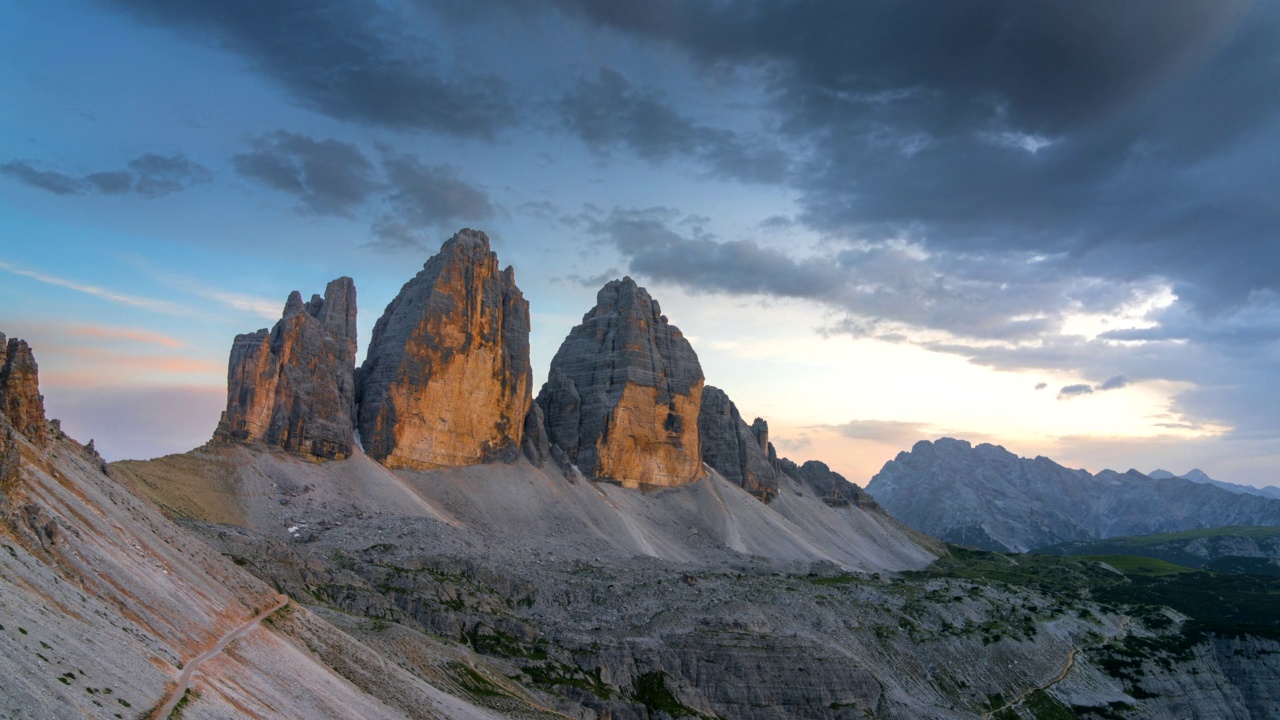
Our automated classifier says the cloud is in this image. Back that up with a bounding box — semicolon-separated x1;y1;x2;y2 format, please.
1098;374;1130;391
560;268;621;288
105;0;514;138
370;153;495;249
232;131;377;216
1034;382;1048;390
0;261;193;315
0;153;210;197
826;419;930;447
586;206;1169;343
1057;384;1094;400
561;68;789;184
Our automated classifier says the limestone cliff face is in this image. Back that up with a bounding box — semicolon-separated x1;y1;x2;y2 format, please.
357;229;532;470
538;277;703;488
214;278;358;460
0;334;47;446
698;386;778;501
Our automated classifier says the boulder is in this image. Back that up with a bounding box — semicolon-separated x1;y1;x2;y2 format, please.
537;277;703;488
214;277;358;459
357;229;532;470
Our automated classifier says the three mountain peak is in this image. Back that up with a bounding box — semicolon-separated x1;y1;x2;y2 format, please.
210;228;866;501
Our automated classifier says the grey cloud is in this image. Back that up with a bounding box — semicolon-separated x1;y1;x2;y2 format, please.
1057;384;1094;400
0;153;210;198
588;207;1167;343
1098;375;1130;391
370;154;495;249
105;0;514;138
828;419;930;447
560;268;621;289
530;0;1280;316
232;131;378;216
0;162;85;195
562;68;789;184
1034;382;1048;391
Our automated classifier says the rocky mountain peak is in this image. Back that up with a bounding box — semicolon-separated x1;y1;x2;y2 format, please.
357;229;532;470
537;277;704;488
698;386;778;501
213;277;358;460
0;333;48;446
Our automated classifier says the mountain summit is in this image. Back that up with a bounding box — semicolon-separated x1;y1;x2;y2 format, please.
357;229;533;470
537;277;704;488
867;438;1280;552
214;277;358;460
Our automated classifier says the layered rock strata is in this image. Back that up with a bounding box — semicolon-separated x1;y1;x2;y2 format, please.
698;386;778;501
0;334;47;446
357;229;532;469
214;278;358;460
538;277;703;488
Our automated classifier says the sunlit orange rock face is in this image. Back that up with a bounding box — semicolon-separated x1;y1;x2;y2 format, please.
0;333;48;446
214;278;358;460
357;229;532;470
537;277;704;488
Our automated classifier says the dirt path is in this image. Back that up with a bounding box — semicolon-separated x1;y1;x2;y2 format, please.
981;616;1132;719
150;595;288;719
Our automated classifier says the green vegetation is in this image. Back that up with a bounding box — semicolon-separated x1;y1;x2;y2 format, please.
167;688;198;719
919;544;1280;642
449;661;510;699
631;672;714;719
1034;526;1280;577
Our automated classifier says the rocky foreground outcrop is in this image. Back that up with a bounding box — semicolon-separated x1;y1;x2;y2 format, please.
0;333;47;446
867;438;1280;552
214;278;358;460
698;386;778;501
538;277;704;488
357;229;532;470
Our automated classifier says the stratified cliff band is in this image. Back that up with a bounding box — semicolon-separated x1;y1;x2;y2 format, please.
357;229;532;470
538;277;704;487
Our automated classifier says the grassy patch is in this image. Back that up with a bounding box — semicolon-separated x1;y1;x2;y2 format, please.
632;672;713;718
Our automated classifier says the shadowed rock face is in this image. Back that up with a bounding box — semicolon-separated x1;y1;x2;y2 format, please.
538;277;704;488
214;278;358;460
0;334;47;446
357;229;532;470
698;386;778;501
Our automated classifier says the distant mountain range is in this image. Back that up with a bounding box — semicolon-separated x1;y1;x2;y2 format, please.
1148;468;1280;500
865;438;1280;553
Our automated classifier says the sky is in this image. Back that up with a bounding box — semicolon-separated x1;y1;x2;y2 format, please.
2;0;1278;488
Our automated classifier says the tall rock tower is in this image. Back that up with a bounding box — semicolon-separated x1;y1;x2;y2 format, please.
357;229;532;469
537;277;704;488
214;277;358;459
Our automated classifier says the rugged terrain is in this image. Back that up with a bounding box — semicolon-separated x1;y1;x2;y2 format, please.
866;438;1280;553
5;229;1280;718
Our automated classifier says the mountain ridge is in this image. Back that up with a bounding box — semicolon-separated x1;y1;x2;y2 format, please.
866;437;1280;552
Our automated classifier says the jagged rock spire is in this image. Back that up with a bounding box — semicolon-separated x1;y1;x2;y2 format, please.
0;333;48;446
357;229;532;470
698;386;779;501
214;277;358;459
537;277;704;488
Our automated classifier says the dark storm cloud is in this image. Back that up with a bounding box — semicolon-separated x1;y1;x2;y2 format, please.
104;0;514;138
232;131;378;216
1057;384;1094;400
1;153;211;198
561;68;788;184
535;0;1280;314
